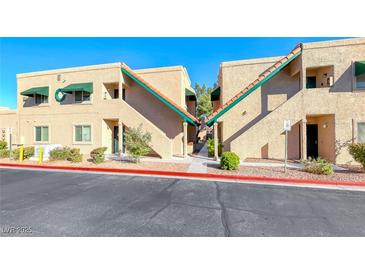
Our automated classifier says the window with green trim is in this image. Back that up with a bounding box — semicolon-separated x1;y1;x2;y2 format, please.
35;126;49;142
75;125;91;142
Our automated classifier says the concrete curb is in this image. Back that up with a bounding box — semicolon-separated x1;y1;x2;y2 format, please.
1;162;364;188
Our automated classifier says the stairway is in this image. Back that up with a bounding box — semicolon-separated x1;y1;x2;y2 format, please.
103;99;173;158
230;90;304;159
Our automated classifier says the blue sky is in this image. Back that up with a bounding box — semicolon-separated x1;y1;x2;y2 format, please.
0;37;346;109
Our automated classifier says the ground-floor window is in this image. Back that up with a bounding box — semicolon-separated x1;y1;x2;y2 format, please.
358;122;365;143
35;126;49;142
75;125;91;142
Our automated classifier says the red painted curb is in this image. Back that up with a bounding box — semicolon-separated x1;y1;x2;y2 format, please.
1;162;364;188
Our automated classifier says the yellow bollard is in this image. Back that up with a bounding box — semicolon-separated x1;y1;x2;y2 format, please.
38;147;43;164
19;145;24;162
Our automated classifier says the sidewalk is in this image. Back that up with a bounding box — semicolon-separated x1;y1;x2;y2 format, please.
187;143;217;173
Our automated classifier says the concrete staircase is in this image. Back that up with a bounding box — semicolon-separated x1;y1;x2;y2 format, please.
103;99;173;158
231;90;304;159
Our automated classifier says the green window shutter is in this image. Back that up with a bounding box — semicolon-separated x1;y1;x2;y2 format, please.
35;127;42;141
358;123;365;143
82;126;91;142
75;126;82;142
42;126;49;142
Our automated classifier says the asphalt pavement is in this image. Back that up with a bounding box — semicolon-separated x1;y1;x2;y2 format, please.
1;168;365;236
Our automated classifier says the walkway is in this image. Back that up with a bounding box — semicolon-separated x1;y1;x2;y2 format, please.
187;143;211;173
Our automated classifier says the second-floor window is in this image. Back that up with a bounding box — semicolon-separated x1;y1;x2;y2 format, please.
355;74;365;89
35;94;48;104
75;91;90;103
355;61;365;89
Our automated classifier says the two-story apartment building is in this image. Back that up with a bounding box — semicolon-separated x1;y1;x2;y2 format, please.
208;38;365;165
0;63;199;159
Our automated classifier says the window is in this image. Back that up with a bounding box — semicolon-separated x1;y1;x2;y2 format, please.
35;94;48;104
75;91;90;103
355;74;365;89
35;126;49;142
358;123;365;143
75;125;91;142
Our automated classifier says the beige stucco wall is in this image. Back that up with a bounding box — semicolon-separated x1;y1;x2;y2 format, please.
0;109;18;148
10;62;195;158
135;65;194;109
216;38;365;164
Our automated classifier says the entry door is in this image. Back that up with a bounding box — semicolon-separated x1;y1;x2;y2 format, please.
306;124;318;159
306;76;317;89
113;126;119;154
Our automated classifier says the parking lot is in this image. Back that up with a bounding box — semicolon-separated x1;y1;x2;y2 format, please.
1;168;365;236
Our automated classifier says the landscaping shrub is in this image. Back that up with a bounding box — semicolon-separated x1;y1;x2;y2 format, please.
49;147;71;161
303;157;334;175
0;140;7;150
90;147;107;164
125;125;152;163
348;143;365;169
12;146;34;160
0;149;10;158
49;146;82;163
68;148;83;163
207;138;223;157
220;151;240;170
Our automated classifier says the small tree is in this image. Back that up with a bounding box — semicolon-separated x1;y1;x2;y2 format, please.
348;143;365;169
195;83;213;118
124;125;152;162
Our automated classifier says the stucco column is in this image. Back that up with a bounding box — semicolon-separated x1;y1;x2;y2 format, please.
300;118;307;160
183;121;188;158
213;122;218;160
118;122;123;158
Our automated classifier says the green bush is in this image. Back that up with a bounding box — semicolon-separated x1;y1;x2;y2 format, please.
207;138;223;157
90;147;107;164
303;157;334;175
0;140;7;150
0;149;10;158
49;147;71;161
348;143;365;169
12;146;34;160
220;152;240;170
68;148;83;163
125;125;152;163
49;147;82;163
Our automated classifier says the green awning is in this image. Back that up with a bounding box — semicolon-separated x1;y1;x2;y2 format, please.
185;87;195;96
355;61;365;76
20;86;49;97
211;86;220;101
61;82;93;94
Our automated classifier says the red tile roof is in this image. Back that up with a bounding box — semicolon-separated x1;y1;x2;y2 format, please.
206;44;302;123
121;64;199;125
